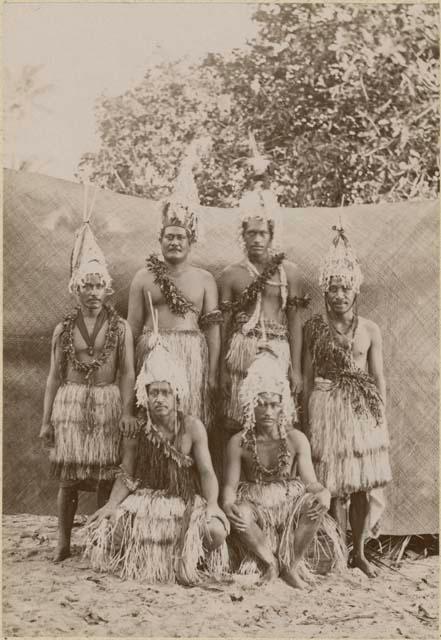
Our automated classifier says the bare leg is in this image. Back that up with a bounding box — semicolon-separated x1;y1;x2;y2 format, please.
55;486;78;562
349;491;377;578
330;497;347;537
96;480;113;508
280;503;321;590
232;504;279;584
204;518;227;551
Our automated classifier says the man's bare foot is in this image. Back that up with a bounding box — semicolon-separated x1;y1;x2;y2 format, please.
280;567;307;590
350;555;377;578
54;546;71;562
258;561;279;585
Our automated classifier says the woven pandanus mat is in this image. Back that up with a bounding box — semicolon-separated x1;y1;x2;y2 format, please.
3;169;439;534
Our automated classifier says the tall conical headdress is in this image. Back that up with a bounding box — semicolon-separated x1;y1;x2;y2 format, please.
135;293;189;409
319;223;363;293
159;138;210;244
239;339;291;436
238;132;283;251
68;184;112;294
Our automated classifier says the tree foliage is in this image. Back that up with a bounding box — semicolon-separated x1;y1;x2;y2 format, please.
78;4;439;207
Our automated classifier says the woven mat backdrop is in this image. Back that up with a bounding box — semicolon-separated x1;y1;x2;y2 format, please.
3;169;439;534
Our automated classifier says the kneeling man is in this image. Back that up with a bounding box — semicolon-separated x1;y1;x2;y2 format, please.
222;345;346;589
84;323;229;585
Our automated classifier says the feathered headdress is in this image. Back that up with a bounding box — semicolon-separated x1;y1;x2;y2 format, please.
237;132;283;251
68;184;112;294
135;293;189;409
159;138;210;244
239;339;291;437
319;222;363;293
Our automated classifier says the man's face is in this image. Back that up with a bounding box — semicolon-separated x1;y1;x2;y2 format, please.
76;274;107;310
147;381;175;419
160;226;191;263
326;277;356;314
254;392;282;429
243;218;272;259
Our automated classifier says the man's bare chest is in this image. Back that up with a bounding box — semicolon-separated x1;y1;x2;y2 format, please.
143;275;205;308
72;322;108;358
331;324;370;364
232;270;283;302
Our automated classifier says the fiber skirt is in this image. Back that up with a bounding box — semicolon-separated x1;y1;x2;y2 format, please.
83;489;229;585
308;378;392;497
229;479;347;580
50;382;122;483
136;328;213;430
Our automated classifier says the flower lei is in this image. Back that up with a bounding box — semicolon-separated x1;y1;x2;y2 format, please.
220;252;286;316
60;304;120;381
146;254;197;318
243;426;291;483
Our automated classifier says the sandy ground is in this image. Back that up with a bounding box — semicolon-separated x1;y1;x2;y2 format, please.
2;514;439;639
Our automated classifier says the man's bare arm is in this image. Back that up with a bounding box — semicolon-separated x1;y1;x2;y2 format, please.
367;322;387;408
286;263;307;394
302;338;314;435
40;324;63;444
218;268;234;394
118;321;137;438
202;272;221;390
292;430;319;487
191;418;220;507
221;433;242;509
88;437;138;523
127;270;146;343
292;430;330;517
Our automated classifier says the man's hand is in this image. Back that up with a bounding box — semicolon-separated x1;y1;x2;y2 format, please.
206;503;230;534
119;414;138;439
87;503;117;527
307;488;331;521
39;423;54;449
289;369;303;395
223;502;248;533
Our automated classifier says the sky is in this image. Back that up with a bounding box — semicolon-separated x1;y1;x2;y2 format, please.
4;3;257;180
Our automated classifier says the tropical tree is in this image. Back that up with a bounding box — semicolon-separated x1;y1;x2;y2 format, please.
79;3;439;207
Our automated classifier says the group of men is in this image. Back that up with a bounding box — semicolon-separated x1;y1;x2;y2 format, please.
40;143;392;588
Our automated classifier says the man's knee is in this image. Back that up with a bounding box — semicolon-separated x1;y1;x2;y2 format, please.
299;495;323;523
205;518;227;551
229;502;256;533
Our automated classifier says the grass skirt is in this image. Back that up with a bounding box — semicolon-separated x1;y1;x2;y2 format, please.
229;479;347;581
224;323;296;430
308;378;392;497
136;328;213;430
50;382;121;482
83;489;229;585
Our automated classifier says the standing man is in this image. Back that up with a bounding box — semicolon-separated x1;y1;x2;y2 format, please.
222;345;346;589
128;144;221;431
303;225;392;578
84;327;229;585
39;197;136;562
218;169;309;440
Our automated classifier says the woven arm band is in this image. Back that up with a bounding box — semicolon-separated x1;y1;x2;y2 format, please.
287;295;311;309
199;309;224;328
115;465;141;492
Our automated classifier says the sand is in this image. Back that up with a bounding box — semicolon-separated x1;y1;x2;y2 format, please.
3;514;439;638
